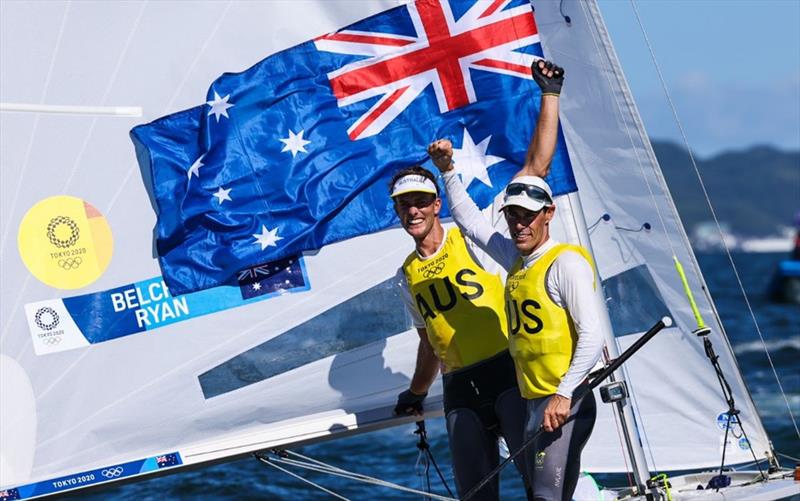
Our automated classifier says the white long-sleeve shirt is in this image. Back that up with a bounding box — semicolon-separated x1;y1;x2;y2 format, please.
442;170;605;398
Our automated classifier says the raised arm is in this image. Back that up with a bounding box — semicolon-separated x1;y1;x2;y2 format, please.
428;139;518;270
515;59;565;179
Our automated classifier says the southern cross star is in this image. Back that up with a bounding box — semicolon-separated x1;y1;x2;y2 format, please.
213;187;232;204
187;155;205;180
279;129;311;158
206;92;234;122
252;225;283;250
452;128;504;188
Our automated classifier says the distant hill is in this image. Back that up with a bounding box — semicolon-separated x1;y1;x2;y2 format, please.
652;141;799;238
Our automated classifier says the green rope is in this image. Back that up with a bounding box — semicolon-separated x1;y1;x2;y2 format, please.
673;256;705;329
650;473;672;501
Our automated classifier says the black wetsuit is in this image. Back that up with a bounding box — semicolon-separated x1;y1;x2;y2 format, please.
443;350;532;500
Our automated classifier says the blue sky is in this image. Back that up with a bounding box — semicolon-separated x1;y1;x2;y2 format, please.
598;0;800;156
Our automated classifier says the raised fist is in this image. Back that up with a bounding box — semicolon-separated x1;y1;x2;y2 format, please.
427;139;454;172
531;58;565;96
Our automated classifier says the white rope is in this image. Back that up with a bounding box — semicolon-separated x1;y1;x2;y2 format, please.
256;455;351;500
261;451;457;501
629;0;800;442
285;450;352;474
777;452;800;463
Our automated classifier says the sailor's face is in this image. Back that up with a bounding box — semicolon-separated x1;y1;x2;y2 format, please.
503;204;554;255
394;192;441;240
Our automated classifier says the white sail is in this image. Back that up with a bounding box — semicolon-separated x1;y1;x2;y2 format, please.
533;0;771;471
0;0;775;498
0;1;431;495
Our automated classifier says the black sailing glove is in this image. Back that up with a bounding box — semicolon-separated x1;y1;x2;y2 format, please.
394;389;427;416
531;59;565;96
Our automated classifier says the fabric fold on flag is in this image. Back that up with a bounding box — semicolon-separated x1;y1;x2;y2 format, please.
131;0;577;295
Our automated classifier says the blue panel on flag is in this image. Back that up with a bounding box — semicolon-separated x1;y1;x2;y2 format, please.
131;0;577;295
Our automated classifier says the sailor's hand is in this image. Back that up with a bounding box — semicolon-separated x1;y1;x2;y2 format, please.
542;394;571;432
394;389;427;416
427;139;454;173
531;58;565;97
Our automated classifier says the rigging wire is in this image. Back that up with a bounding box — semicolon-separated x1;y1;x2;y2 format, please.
254;450;457;501
414;421;455;498
605;346;636;490
629;0;800;442
255;453;351;501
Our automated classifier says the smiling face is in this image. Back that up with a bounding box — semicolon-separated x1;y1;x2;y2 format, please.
394;192;441;242
503;204;555;255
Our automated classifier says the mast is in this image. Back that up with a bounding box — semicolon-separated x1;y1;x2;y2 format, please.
561;192;654;497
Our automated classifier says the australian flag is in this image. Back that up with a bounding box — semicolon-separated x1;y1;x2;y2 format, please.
131;0;576;295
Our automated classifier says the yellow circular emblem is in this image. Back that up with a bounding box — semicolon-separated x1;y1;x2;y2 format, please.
18;196;113;289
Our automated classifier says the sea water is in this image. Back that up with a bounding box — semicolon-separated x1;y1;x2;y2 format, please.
74;252;800;500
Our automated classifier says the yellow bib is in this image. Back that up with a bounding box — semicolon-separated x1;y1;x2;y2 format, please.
403;228;508;371
506;244;594;399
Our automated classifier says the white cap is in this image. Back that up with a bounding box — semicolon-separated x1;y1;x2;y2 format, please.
499;175;553;212
390;174;438;198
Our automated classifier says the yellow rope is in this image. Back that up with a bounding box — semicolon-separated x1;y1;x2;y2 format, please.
650;473;672;501
673;256;705;329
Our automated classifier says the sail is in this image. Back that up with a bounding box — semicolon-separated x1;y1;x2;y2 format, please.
532;0;772;471
0;1;430;496
0;0;772;498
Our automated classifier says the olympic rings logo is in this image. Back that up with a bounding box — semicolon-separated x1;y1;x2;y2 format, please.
47;216;80;248
58;257;83;270
421;262;445;279
34;307;60;330
101;467;124;478
42;337;61;346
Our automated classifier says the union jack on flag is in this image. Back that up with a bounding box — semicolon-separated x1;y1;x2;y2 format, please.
315;0;540;140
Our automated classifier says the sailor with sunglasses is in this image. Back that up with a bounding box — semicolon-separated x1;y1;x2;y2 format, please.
427;61;604;501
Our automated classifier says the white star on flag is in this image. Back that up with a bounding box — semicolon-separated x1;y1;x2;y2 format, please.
187;155;205;180
452;128;504;188
279;129;311;158
252;283;262;291
213;187;232;204
253;225;283;250
206;92;234;122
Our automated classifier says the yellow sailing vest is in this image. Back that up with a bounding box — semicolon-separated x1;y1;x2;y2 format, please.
505;244;594;399
403;227;508;371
